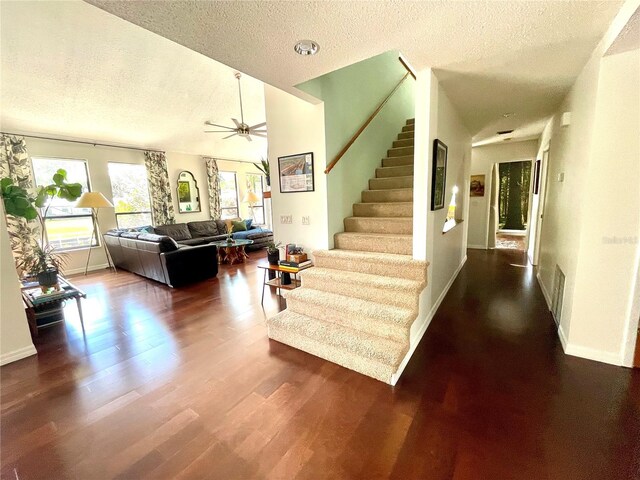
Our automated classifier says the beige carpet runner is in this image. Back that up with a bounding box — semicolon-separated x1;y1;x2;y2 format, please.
267;118;429;384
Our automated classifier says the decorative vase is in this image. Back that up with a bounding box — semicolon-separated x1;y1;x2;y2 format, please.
226;235;234;244
267;251;279;265
265;175;271;187
281;272;292;285
37;268;58;288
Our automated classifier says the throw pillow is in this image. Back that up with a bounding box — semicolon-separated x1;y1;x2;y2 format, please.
232;220;247;233
244;218;253;229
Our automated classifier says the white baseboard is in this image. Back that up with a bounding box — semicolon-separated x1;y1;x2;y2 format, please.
391;255;467;385
467;244;487;250
564;343;623;366
557;324;569;350
1;344;37;366
536;272;552;310
65;263;109;276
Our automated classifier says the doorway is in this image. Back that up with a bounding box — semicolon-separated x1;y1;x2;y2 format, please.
494;160;532;251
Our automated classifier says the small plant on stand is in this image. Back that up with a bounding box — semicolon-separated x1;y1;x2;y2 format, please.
225;223;234;244
254;158;270;187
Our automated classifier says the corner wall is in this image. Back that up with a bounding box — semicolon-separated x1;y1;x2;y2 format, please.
263;85;328;254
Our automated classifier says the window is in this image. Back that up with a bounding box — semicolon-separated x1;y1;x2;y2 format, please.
31;157;95;250
108;163;152;229
246;173;265;224
219;171;239;219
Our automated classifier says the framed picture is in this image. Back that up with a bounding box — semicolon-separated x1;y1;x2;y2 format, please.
431;139;448;210
533;159;541;194
470;174;485;197
278;152;314;193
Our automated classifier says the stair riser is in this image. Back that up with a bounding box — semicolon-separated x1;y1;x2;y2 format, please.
382;156;413;168
406;118;415;125
287;297;410;344
362;189;413;203
376;165;414;178
398;131;414;140
334;233;412;255
387;146;414;157
301;275;419;310
392;139;414;148
344;217;412;235
402;125;415;133
311;254;425;282
268;327;396;384
353;203;413;217
369;176;413;190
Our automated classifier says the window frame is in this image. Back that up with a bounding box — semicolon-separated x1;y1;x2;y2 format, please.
107;162;153;229
219;171;240;219
246;173;265;225
31;156;97;251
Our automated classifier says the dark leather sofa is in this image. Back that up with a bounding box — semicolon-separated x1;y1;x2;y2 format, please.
152;220;273;251
103;231;218;287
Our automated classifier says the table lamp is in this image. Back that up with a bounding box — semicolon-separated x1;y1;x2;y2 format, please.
75;192;116;275
242;190;259;222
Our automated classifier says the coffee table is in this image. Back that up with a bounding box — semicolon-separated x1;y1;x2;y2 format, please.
211;239;254;264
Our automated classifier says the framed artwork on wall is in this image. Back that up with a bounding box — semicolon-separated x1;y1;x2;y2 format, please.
278;152;314;193
431;139;448;210
470;174;485;197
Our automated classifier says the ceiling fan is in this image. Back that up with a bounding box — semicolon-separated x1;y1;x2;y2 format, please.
204;72;267;142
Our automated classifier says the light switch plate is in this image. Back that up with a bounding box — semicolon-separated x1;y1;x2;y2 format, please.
302;216;310;225
280;215;292;224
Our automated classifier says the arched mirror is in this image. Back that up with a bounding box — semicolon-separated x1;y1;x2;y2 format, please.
177;171;201;213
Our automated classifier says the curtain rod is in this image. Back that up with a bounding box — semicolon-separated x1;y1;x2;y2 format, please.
1;131;261;164
1;131;164;153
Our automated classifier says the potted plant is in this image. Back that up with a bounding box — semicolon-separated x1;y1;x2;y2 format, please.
255;158;270;187
225;223;234;244
16;244;68;288
266;241;281;265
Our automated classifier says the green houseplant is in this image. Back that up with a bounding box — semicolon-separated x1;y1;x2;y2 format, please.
266;241;281;265
1;169;82;284
255;158;270;186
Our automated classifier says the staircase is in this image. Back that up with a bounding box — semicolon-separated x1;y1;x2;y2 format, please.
267;118;429;384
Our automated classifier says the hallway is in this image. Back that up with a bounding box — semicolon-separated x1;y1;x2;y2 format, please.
1;250;638;479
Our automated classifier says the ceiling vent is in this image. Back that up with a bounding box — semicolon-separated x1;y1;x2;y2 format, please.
497;129;514;135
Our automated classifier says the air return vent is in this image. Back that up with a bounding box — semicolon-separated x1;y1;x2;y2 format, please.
497;129;514;135
551;265;565;325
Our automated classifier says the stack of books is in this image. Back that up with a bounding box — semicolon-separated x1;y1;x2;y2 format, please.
278;259;312;273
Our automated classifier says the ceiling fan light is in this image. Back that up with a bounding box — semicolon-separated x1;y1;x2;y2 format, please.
294;40;320;56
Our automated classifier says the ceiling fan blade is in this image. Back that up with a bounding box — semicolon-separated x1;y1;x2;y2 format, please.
245;135;252;142
205;130;236;133
250;132;267;138
205;121;235;130
248;121;266;130
231;118;242;128
250;129;267;134
222;133;238;140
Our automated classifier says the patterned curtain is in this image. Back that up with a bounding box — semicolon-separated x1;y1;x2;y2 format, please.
0;135;40;268
204;157;221;220
143;150;175;225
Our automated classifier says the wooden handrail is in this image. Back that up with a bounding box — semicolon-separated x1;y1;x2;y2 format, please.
325;68;413;175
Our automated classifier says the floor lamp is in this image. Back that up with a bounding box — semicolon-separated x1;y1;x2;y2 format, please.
75;192;116;275
242;190;259;223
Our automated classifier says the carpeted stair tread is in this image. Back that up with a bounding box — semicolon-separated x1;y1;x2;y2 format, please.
344;216;412;234
406;118;415;125
402;124;415;133
387;146;414;157
334;232;412;255
312;249;427;281
353;202;413;217
362;188;413;203
287;287;415;327
382;155;413;168
369;175;413;190
376;165;414;178
267;316;397;383
392;139;414;148
268;310;407;369
398;131;414;140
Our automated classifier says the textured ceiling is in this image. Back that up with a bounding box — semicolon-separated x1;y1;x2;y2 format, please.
86;0;623;144
606;5;640;55
0;1;267;160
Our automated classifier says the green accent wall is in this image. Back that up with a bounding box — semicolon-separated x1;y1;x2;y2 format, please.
296;51;415;244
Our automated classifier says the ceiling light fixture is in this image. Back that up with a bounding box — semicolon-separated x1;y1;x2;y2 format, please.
502;112;515;118
294;40;320;56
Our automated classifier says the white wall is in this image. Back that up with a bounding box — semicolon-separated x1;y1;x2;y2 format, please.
1;203;37;365
264;84;328;254
468;140;538;249
534;0;640;366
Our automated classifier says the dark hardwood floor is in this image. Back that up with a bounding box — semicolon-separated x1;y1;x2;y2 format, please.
1;249;638;479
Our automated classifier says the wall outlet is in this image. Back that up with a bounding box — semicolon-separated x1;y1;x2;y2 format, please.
302;216;310;225
280;215;292;224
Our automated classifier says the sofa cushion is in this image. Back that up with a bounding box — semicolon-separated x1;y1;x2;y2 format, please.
120;232;142;239
177;238;210;246
187;220;219;238
215;220;228;235
231;220;247;233
154;223;192;241
244;218;253;230
137;233;179;252
232;227;272;240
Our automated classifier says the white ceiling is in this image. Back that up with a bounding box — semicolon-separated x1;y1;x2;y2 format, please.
0;1;267;160
86;0;623;145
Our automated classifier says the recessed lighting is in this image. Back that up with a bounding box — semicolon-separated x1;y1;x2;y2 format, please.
502;112;515;118
294;40;320;56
